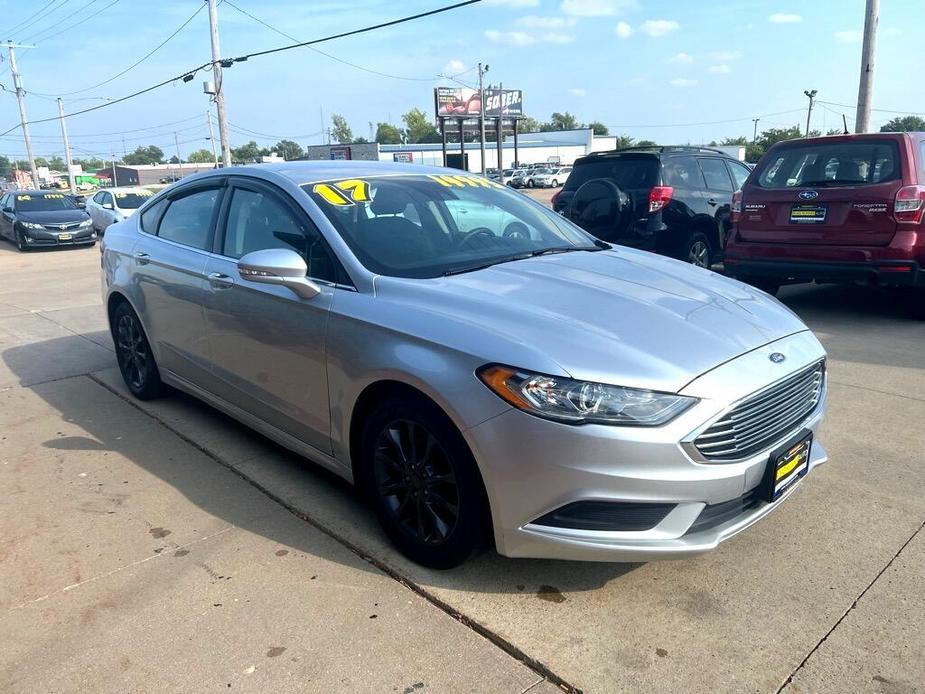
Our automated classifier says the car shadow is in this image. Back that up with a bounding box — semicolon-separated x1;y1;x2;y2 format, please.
3;333;638;595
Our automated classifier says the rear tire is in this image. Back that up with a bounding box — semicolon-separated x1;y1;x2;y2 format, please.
738;275;782;296
683;232;712;268
112;302;164;400
360;396;490;569
551;179;559;187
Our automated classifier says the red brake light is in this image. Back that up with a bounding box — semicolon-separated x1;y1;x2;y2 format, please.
894;185;925;224
648;186;673;213
731;190;743;224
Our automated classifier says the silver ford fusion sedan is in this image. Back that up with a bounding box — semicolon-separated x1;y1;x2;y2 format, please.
101;162;828;568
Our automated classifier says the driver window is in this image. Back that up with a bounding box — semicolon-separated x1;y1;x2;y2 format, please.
223;188;337;282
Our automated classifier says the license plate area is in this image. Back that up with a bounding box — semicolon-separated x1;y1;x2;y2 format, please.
790;204;827;224
58;233;73;240
764;430;812;502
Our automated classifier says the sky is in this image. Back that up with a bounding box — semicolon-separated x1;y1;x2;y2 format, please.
0;0;921;162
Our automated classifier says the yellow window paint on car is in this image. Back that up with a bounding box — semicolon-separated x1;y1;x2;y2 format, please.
16;195;32;201
312;183;353;206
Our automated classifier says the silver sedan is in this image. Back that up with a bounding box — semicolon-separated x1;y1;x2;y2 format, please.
101;162;828;568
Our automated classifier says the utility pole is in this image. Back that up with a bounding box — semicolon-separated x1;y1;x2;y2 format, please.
206;111;218;166
207;0;232;167
855;0;878;133
752;118;760;143
174;132;182;181
7;41;39;189
803;89;818;136
478;62;488;174
56;98;76;196
111;154;118;187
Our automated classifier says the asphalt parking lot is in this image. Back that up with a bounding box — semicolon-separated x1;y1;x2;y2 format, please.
1;239;923;693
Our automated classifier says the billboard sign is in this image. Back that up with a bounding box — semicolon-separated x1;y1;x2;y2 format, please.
393;152;414;163
330;146;352;160
434;87;523;118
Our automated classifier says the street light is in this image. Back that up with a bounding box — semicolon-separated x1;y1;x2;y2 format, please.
804;89;818;136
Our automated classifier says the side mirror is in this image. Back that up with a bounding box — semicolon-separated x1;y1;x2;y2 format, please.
76;202;86;209
237;248;321;299
102;203;114;210
2;206;12;213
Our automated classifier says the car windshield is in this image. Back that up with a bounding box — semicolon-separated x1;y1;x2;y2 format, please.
303;173;602;278
113;191;154;209
563;155;659;191
755;140;901;188
14;193;79;212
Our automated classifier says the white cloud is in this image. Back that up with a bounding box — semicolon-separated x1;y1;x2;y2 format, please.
668;52;693;65
769;13;802;24
568;88;587;97
561;0;636;17
708;50;742;61
642;19;679;37
484;29;575;46
517;15;576;29
670;77;697;87
834;29;863;43
615;21;633;38
442;59;468;76
708;64;732;74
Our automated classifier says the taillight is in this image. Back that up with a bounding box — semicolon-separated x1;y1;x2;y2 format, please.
894;185;925;224
731;190;743;224
551;189;562;208
648;186;673;213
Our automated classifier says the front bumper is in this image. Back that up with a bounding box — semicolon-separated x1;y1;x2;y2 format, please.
20;226;97;247
464;330;828;562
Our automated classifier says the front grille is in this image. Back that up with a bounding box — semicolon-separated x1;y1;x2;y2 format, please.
43;222;82;232
694;360;825;461
532;500;675;532
684;487;764;535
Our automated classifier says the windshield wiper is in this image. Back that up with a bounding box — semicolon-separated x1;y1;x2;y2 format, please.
442;253;532;276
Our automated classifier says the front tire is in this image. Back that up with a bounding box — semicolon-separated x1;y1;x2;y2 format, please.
551;179;558;188
112;302;164;400
16;232;28;252
361;397;490;569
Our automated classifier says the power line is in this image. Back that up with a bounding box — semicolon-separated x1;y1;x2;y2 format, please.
27;2;202;97
0;0;58;37
817;99;924;117
0;0;480;138
227;121;323;140
223;0;472;83
604;108;807;129
3;0;69;38
21;0;99;43
19;0;119;46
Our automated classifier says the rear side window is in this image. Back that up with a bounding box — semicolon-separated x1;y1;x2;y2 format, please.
157;188;221;250
140;198;168;234
756;140;900;188
661;156;703;189
564;156;658;191
698;158;734;192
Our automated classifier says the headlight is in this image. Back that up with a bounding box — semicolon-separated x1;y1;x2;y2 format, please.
478;365;698;426
78;219;93;227
20;221;44;230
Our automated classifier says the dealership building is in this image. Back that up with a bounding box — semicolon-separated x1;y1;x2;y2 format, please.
95;162;217;187
300;128;620;172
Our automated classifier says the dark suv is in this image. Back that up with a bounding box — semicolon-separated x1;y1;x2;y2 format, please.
552;146;751;267
724;132;925;303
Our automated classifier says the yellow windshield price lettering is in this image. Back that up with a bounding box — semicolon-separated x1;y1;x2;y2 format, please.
427;174;500;189
16;195;32;201
334;179;372;203
313;183;353;206
45;194;65;198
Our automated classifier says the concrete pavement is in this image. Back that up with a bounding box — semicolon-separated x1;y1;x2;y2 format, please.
1;240;924;693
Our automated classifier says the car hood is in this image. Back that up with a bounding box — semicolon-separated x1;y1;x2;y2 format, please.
18;210;90;225
376;248;810;393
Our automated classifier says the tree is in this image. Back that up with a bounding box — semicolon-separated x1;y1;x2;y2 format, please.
613;134;634;149
352;136;370;144
719;136;747;146
827;127;846;136
402;108;441;143
188;149;215;164
74;156;105;170
273;139;304;160
518;116;540;133
743;125;804;162
541;112;580;131
34;156;49;168
880;115;925;133
588;121;609;136
375;122;402;144
122;145;165;166
231;141;263;163
48;155;66;171
636;139;657;147
0;155;9;179
168;155;181;164
330;114;353;145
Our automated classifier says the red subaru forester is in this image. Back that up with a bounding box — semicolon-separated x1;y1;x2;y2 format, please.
725;132;925;314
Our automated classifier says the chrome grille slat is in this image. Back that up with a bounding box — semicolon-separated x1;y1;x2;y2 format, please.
694;360;825;461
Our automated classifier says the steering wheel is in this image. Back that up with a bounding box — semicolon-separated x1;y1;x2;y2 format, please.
456;227;496;249
502;221;531;241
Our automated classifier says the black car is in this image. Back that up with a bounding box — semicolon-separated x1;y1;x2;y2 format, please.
552;146;751;267
0;190;96;251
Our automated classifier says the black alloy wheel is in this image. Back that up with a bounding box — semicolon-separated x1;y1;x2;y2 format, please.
362;397;490;568
16;231;28;252
685;232;712;268
112;302;164;399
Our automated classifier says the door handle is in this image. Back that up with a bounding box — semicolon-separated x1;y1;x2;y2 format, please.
707;198;718;206
134;251;150;265
208;272;234;289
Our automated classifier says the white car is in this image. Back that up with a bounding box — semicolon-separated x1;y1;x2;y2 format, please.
86;187;155;234
532;167;572;188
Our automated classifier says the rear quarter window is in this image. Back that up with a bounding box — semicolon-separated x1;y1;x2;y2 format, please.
756;140;900;188
139;198;168;234
565;156;658;191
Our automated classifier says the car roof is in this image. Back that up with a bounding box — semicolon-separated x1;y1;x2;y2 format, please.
767;131;923;148
104;186;151;193
225;160;470;186
11;190;71;197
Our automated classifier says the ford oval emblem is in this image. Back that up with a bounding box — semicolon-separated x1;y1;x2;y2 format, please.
769;352;786;364
799;190;818;200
